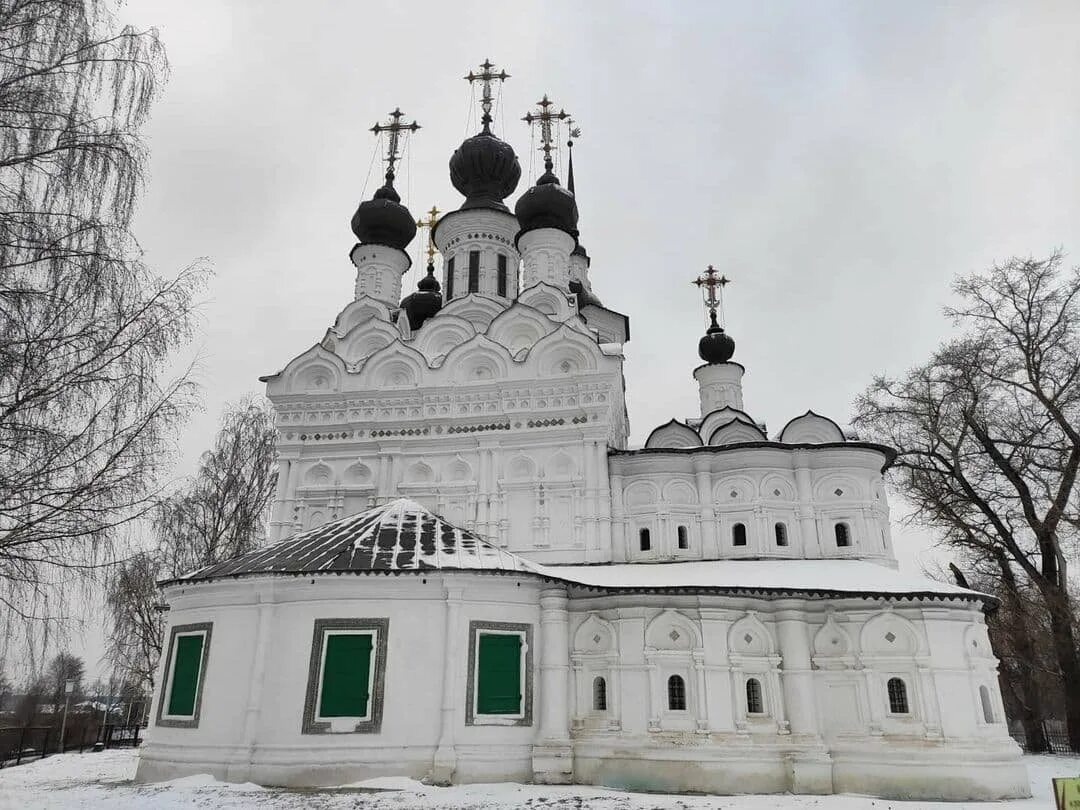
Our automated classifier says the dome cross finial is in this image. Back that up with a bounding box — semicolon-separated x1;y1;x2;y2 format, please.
523;94;569;176
370;107;420;186
465;59;510;134
692;264;731;327
415;205;440;264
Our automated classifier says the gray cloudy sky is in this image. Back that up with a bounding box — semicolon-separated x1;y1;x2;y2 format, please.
71;0;1080;677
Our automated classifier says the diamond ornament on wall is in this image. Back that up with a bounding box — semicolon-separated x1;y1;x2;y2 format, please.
885;631;896;643
669;630;681;642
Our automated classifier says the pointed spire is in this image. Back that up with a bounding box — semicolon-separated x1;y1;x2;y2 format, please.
566;119;581;195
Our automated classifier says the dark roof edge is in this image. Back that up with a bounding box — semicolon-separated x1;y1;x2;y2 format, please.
158;564;991;608
611;440;898;472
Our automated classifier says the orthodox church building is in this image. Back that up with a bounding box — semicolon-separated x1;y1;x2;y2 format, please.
136;63;1027;800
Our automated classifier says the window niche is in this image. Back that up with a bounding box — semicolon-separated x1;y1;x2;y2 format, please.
497;254;508;297
834;521;852;547
156;622;213;728
639;527;651;552
980;685;995;723
302;618;388;734
667;675;687;711
732;522;747;547
887;677;910;715
774;522;788;547
593;676;607;711
746;677;765;715
445;256;455;300
466;621;533;727
677;525;689;550
468;250;480;293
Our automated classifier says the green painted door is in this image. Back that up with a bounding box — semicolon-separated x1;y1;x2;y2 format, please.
319;633;373;718
167;634;204;716
477;633;521;715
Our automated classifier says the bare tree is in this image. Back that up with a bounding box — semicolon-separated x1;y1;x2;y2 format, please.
106;398;278;690
854;252;1080;751
0;1;205;633
44;651;84;711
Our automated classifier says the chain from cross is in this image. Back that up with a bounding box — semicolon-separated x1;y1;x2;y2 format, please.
415;205;440;263
465;59;510;134
692;265;731;324
370;107;420;182
522;95;569;172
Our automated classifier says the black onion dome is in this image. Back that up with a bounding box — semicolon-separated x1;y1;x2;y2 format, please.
698;311;735;364
449;132;521;212
400;262;443;331
514;168;579;242
350;173;416;250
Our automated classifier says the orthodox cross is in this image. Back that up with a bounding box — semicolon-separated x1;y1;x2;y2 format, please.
522;94;569;173
465;59;510;134
370;107;420;183
415;205;440;263
693;265;731;327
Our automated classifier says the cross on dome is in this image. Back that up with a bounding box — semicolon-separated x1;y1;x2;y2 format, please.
465;58;510;134
692;264;731;328
415;205;440;263
369;107;420;186
523;94;569;175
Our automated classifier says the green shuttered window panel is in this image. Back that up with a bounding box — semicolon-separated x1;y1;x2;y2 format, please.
168;635;204;717
477;633;522;715
319;633;373;718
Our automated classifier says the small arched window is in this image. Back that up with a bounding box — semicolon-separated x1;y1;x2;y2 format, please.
667;675;686;711
774;522;788;547
677;525;689;550
979;685;994;723
497;254;508;297
593;676;607;711
639;528;651;551
746;678;764;714
887;677;909;714
733;522;747;547
835;522;852;547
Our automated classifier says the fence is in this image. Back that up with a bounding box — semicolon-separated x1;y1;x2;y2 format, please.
1010;723;1077;754
0;723;142;768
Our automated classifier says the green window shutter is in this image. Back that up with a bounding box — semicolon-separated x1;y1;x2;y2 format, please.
319;633;373;718
167;634;204;716
477;633;522;715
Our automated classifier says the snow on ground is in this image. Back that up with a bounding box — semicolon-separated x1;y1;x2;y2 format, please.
0;749;1077;810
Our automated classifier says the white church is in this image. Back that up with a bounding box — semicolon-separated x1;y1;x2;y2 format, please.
136;62;1028;800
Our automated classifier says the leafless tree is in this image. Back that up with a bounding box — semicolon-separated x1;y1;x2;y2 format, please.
854;252;1080;751
0;1;206;634
106;398;278;691
44;651;84;711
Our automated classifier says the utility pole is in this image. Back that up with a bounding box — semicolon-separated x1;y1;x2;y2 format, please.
58;679;74;753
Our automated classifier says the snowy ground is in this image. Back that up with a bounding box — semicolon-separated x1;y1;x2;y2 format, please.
0;749;1077;809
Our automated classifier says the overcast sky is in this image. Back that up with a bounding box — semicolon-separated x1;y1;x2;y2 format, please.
67;0;1080;680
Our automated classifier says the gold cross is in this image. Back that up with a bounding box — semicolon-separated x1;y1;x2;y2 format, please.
692;265;731;323
415;205;440;263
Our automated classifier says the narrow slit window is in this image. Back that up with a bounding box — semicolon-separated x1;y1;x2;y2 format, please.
733;522;747;547
835;522;851;547
667;675;686;711
446;257;455;300
497;254;508;297
887;677;909;714
774;522;788;546
677;525;689;550
639;528;651;551
468;250;480;293
476;632;523;716
746;678;764;714
593;676;607;711
980;685;994;723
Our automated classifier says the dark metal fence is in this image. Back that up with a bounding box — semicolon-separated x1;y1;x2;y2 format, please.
1010;723;1077;754
0;722;143;768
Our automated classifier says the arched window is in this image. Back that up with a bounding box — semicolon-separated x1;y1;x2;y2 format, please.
887;677;909;714
593;676;607;711
639;528;651;551
677;525;689;550
497;254;508;297
835;522;851;547
445;256;455;300
667;675;686;711
774;522;788;546
746;678;764;714
468;250;480;293
980;685;994;723
733;522;747;546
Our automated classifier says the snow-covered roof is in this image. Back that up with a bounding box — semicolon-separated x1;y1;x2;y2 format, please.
539;560;983;601
176;499;539;582
170;501;984;605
